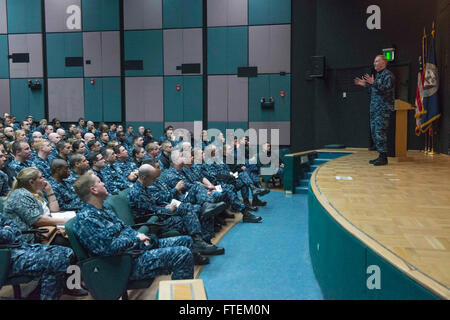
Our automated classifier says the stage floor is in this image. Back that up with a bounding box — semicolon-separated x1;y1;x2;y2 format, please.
311;149;450;299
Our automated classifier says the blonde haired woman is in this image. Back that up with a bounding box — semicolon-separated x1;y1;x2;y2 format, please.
14;129;27;142
3;167;71;246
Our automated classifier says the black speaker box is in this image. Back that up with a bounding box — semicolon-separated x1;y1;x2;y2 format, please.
309;56;325;78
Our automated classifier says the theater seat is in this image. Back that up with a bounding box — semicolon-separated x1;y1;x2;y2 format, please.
105;189;180;238
64;218;153;300
0;229;51;299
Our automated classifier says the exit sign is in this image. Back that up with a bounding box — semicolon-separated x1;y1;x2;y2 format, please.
382;48;395;62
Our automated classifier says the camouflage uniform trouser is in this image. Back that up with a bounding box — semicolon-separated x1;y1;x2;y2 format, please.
246;164;260;185
370;110;392;153
181;187;217;241
10;244;73;300
130;235;193;281
159;202;202;236
160;202;215;241
217;183;245;212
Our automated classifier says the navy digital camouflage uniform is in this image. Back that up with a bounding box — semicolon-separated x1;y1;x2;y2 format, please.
7;159;32;177
366;68;395;153
160;166;224;207
92;169;104;183
47;147;59;164
0;214;73;300
115;158;138;178
65;170;80;185
235;146;260;185
128;180;205;238
0;170;10;196
209;159;252;201
184;165;245;213
47;176;83;210
152;177;215;241
101;163;131;195
73;203;194;281
3;188;46;243
31;156;51;179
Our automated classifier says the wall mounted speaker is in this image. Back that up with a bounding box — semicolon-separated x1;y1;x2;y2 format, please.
309;56;326;78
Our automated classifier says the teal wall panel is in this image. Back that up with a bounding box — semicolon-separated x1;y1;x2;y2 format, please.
249;74;290;122
183;76;202;121
84;77;122;122
163;0;202;29
82;0;120;31
164;76;184;122
102;77;122;122
10;78;45;121
7;0;42;34
248;0;291;25
124;30;163;76
84;78;103;122
46;33;83;78
208;26;248;75
366;250;439;300
164;76;202;122
0;35;8;78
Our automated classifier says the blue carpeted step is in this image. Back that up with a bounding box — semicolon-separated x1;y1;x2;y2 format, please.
295;186;309;194
313;158;331;165
306;172;313;179
299;179;309;187
310;164;319;171
317;152;351;159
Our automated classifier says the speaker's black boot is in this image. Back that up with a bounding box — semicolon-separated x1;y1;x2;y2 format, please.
369;153;381;164
373;152;388;166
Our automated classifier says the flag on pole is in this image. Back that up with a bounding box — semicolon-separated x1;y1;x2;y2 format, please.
420;23;440;132
414;57;425;135
414;29;426;135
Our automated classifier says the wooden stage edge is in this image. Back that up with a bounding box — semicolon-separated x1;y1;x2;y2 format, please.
310;149;450;299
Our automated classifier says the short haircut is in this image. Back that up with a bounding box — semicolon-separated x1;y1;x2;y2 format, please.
69;153;84;169
133;135;142;143
33;139;49;152
50;158;68;175
101;147;113;159
112;145;123;154
160;141;172;149
138;164;152;178
11;140;26;155
56;140;68;152
72;139;83;151
145;142;158;152
87;152;101;167
87;139;97;150
73;172;96;202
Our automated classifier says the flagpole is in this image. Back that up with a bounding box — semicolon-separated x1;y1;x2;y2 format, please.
424;131;428;153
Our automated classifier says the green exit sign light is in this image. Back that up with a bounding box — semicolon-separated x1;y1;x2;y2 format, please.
382;48;395;61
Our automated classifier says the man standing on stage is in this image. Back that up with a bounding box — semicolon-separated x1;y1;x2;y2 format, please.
355;54;395;166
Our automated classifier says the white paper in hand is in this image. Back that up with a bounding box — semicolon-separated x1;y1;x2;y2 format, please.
170;199;181;208
52;211;76;229
215;185;223;192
